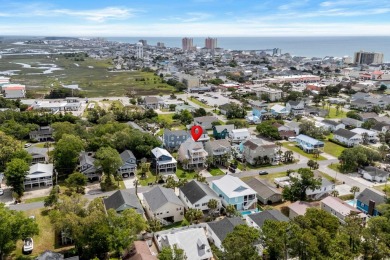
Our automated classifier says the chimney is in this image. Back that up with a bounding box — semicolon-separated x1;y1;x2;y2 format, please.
368;200;376;216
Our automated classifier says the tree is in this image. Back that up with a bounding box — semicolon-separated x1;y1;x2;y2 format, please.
0;131;24;171
346;111;362;120
44;185;60;207
338;146;381;172
65;172;87;194
330;190;339;197
222;225;261;260
299;120;328;139
283;150;294;163
0;204;39;259
207;199;219;218
148;218;162;232
4;158;29;200
185;208;203;224
226;204;239;217
350;186;360;199
54;134;85;175
158;244;187;260
262;220;291;260
282;168;322;201
94;146;122;186
107;208;148;257
307;160;319;170
256;121;281;140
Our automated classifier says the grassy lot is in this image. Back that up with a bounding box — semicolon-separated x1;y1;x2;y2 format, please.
209;167;225;176
326;106;346;119
175;167;198;180
187;97;211;108
11;208;71;259
158;113;186;130
137;170;157;186
158;113;175;124
323;140;346;158
118;180;126;190
161;219;190;230
373;184;389;195
24;196;48;204
328;163;342;173
0;54;175;97
241;172;287;183
282;142;327;161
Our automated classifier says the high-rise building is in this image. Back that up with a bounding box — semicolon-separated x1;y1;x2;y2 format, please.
272;48;282;56
157;42;165;48
205;37;217;50
136;42;143;59
354;51;384;65
182;38;193;51
139;39;147;46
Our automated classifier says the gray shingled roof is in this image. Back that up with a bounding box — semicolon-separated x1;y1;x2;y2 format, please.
207;217;244;241
103;190;144;214
120;150;136;163
243;178;281;200
363;166;389;178
247;210;289;228
143;186;184;212
214;124;235;133
322;119;341;127
356;188;386;207
334;128;358;139
179;180;219;204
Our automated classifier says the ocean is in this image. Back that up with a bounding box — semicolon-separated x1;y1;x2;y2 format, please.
107;36;390;61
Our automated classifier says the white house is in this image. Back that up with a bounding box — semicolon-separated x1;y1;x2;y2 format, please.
155;227;213;260
179;180;221;211
24;163;53;188
359;166;389;183
1;84;26;99
286;100;305;115
333;128;362;147
321;196;367;224
229;128;250;143
321;119;345;132
350;128;377;142
142;186;185;225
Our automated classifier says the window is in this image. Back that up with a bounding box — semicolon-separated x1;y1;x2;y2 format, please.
202;203;208;206
166;211;169;214
195;204;199;207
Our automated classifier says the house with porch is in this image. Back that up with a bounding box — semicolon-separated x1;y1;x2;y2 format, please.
117;150;137;178
350;128;378;142
321;119;345;132
151;147;177;174
79;152;101;179
210;175;257;211
247;101;268;123
270;104;289;117
24;163;53;188
144;96;160;109
204;139;231;166
29;126;53;142
333;128;362;147
142;186;185;225
356;188;387;217
240;138;279;165
178;139;208;169
243;177;282;205
321;196;367;224
230;128;250;143
286;100;305;115
295;134;324;153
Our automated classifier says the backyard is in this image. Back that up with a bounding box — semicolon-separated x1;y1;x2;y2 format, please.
323;140;346;158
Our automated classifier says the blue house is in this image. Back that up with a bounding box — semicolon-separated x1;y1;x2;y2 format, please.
356;188;386;216
163;129;191;150
295;134;324;153
212;124;235;140
211;175;257;211
270;104;289;117
151;147;177;174
248;101;268;123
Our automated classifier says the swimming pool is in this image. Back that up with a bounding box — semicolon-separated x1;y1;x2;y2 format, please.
345;199;356;207
240;208;261;216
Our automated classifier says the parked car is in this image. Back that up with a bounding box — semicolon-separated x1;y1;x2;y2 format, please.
230;163;237;169
23;237;33;253
229;167;236;173
24;143;32;148
0;188;3;196
259;171;269;175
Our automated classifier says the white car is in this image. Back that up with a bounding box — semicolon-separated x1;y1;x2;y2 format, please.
23;237;33;253
24;143;32;148
0;189;3;196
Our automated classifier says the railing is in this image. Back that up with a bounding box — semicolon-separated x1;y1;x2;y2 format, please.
243;199;257;210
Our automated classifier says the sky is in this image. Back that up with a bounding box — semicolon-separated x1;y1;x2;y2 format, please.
0;0;390;37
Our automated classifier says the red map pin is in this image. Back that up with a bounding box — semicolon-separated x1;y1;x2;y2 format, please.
191;125;203;141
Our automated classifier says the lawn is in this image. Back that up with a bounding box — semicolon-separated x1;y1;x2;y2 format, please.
187;97;211;108
326;106;346;119
373;184;390;195
33;143;52;148
11;208;72;259
137;170;157;186
0;54;176;97
158;113;175;124
25;196;48;204
328;163;342;173
323;141;346;158
175;167;198;180
209;167;225;176
241;171;287;182
282;142;327;161
158;113;186;130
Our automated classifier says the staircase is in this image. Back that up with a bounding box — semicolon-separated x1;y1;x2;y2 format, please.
243;199;257;210
155;216;170;226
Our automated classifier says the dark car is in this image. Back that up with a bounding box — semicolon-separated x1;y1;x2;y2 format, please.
230;164;238;169
259;171;269;175
229;167;236;173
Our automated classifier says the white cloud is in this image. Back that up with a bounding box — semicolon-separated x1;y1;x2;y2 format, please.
1;22;390;37
278;0;309;10
165;12;212;23
52;7;136;22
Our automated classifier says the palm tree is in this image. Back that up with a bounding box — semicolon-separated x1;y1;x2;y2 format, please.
378;144;388;161
362;132;369;145
335;104;340;116
350;186;360;207
207;199;219;219
331;190;339;197
226;205;238;217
